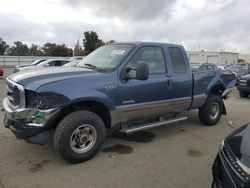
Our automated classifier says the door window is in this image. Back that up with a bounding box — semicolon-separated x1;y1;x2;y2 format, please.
47;61;57;66
127;47;166;74
58;60;69;66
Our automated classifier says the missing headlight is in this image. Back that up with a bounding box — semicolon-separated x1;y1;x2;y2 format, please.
25;90;69;110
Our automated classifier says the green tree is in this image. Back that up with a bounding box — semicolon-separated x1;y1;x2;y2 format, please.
29;44;44;56
0;37;9;55
42;43;73;56
74;47;85;56
83;31;104;55
8;41;30;56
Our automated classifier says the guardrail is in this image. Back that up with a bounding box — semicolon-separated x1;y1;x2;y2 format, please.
0;56;70;67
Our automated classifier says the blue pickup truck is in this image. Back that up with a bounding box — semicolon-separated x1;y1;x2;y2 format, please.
3;42;236;163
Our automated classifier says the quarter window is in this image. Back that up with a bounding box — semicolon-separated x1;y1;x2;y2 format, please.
169;47;186;73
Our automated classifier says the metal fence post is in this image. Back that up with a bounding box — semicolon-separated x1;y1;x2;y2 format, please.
3;57;5;67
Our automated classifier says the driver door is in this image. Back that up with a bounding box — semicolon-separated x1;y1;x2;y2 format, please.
118;46;171;122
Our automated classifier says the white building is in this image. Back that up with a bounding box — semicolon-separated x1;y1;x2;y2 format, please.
187;51;239;66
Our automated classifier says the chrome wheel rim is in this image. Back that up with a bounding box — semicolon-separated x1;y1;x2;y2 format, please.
70;124;97;154
209;102;220;120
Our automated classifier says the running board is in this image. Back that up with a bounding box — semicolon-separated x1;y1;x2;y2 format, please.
120;116;188;134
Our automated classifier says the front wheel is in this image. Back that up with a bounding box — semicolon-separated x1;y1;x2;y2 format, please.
199;95;223;126
54;111;106;163
239;91;249;98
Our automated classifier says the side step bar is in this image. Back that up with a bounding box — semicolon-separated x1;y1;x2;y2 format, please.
120;116;188;134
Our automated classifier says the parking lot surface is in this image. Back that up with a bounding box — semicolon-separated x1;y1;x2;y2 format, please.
0;68;249;188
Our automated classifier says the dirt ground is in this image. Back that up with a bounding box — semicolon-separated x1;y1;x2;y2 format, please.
0;68;249;188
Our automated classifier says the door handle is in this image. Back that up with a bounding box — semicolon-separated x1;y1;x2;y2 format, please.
166;79;173;89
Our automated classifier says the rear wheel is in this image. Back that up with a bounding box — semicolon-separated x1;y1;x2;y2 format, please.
54;111;105;163
199;95;223;126
239;91;249;98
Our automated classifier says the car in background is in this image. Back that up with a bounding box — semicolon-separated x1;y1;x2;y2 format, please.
63;61;79;67
237;74;250;98
236;62;249;67
15;59;71;72
190;62;201;70
198;63;220;71
70;56;84;63
217;65;225;70
0;67;3;77
212;123;250;188
231;66;250;79
14;59;46;73
63;57;86;67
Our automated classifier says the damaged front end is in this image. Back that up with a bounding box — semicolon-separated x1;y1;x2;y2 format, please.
3;97;60;144
2;78;69;144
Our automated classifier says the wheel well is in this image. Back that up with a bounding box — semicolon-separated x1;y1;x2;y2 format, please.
60;101;112;129
209;84;225;96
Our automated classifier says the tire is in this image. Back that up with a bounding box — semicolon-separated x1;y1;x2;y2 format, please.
199;95;223;126
239;91;249;98
54;110;106;163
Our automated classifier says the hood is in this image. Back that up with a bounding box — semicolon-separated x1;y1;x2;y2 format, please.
240;74;250;80
8;67;98;90
235;72;248;78
17;65;38;71
16;64;33;68
226;124;250;168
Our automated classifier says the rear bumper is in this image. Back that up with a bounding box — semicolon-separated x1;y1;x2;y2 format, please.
3;97;60;144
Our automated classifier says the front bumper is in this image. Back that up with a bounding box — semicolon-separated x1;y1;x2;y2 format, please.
3;97;60;143
237;85;250;92
212;149;250;188
212;152;237;188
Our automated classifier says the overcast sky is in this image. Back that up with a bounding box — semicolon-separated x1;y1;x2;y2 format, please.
0;0;249;53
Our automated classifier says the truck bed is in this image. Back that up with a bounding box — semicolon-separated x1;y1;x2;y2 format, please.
191;69;236;109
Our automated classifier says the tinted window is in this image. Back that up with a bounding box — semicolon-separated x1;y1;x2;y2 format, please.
128;47;166;74
59;60;69;66
169;47;186;73
47;61;57;66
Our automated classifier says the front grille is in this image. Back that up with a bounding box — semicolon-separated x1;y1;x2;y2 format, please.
239;79;250;87
222;144;250;182
5;78;25;108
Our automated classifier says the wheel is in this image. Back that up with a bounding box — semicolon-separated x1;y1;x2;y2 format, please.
199;95;223;126
54;111;105;163
239;91;249;98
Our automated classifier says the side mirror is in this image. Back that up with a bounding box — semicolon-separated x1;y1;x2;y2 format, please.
136;62;149;80
122;62;149;81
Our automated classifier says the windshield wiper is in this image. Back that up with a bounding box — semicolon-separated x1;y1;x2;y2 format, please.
84;63;98;70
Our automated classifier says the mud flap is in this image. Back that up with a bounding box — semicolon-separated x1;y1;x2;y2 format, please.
221;100;227;115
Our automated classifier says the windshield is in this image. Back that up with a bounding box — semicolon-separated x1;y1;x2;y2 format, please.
78;44;134;70
231;66;248;74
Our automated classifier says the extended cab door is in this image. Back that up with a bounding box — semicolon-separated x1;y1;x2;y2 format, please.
119;46;191;123
166;47;193;108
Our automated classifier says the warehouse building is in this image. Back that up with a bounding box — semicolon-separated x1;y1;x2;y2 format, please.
187;51;239;66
